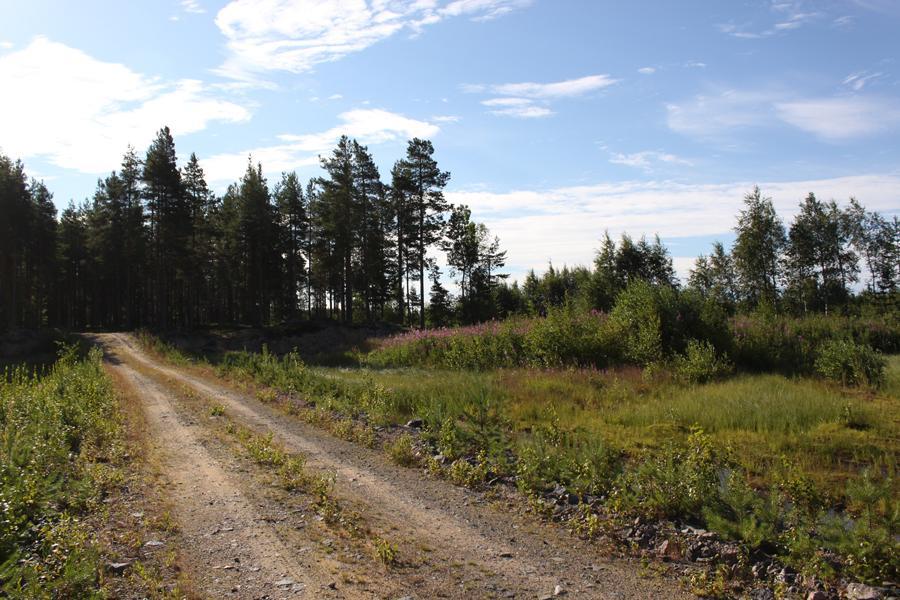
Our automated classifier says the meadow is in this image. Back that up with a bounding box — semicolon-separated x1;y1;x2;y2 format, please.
140;296;900;587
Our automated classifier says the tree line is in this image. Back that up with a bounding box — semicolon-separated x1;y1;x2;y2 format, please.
502;187;897;318
2;128;897;334
0;127;508;332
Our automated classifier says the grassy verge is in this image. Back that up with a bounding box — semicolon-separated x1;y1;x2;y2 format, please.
0;346;123;596
138;333;899;587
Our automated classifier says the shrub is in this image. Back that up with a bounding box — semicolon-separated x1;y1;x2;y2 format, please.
814;339;885;388
673;339;733;384
386;433;418;467
515;409;621;497
611;428;726;521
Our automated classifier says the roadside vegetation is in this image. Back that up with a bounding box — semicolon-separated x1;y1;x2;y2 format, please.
0;346;123;597
138;304;899;589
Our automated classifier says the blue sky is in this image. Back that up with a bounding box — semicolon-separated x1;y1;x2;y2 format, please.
1;0;898;281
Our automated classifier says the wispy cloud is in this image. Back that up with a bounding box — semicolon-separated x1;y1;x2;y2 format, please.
850;0;900;16
0;37;250;173
637;66;656;75
667;87;900;141
201;108;439;184
666;89;777;138
717;2;822;39
181;0;205;14
842;70;884;91
467;74;618;118
0;41;13;50
214;0;533;79
609;150;693;171
775;96;900;140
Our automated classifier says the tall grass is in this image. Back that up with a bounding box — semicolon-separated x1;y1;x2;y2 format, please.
0;346;122;597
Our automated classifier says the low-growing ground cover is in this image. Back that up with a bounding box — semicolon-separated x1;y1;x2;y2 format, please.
0;346;123;596
140;327;899;587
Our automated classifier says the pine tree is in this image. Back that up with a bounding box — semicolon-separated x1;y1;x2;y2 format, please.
142;126;186;328
398;139;450;328
0;155;30;330
236;161;280;325
182;153;216;326
274;172;307;320
320;137;357;322
26;179;57;328
56;202;89;329
426;264;453;327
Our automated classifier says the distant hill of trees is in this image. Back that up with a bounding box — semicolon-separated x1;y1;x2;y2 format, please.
1;127;897;333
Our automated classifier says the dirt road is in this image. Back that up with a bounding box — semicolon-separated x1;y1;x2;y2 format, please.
97;332;690;599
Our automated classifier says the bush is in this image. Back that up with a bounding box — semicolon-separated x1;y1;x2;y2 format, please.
516;409;621;497
673;339;733;384
611;428;726;521
814;339;885;388
386;433;418;467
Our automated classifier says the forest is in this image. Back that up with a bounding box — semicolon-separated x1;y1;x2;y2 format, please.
2;126;897;337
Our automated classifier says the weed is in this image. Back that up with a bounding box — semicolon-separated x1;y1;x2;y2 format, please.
208;404;226;417
570;504;605;539
387;433;419;467
371;536;399;566
447;452;490;488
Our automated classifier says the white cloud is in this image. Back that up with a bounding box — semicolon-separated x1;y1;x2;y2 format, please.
0;41;13;49
486;75;619;99
637;67;656;75
489;105;554;118
201;108;439;184
181;0;205;14
449;174;900;283
328;93;344;100
214;0;532;78
609;151;693;171
466;75;618;100
467;74;617;118
0;37;250;173
432;115;461;123
481;97;532;107
717;2;822;39
667;89;777;137
842;71;884;91
775;96;900;140
667;88;900;141
684;61;706;68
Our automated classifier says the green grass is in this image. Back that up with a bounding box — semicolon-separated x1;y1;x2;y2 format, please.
0;345;123;597
140;333;899;584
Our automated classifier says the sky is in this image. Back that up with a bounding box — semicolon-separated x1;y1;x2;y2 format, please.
1;0;899;283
